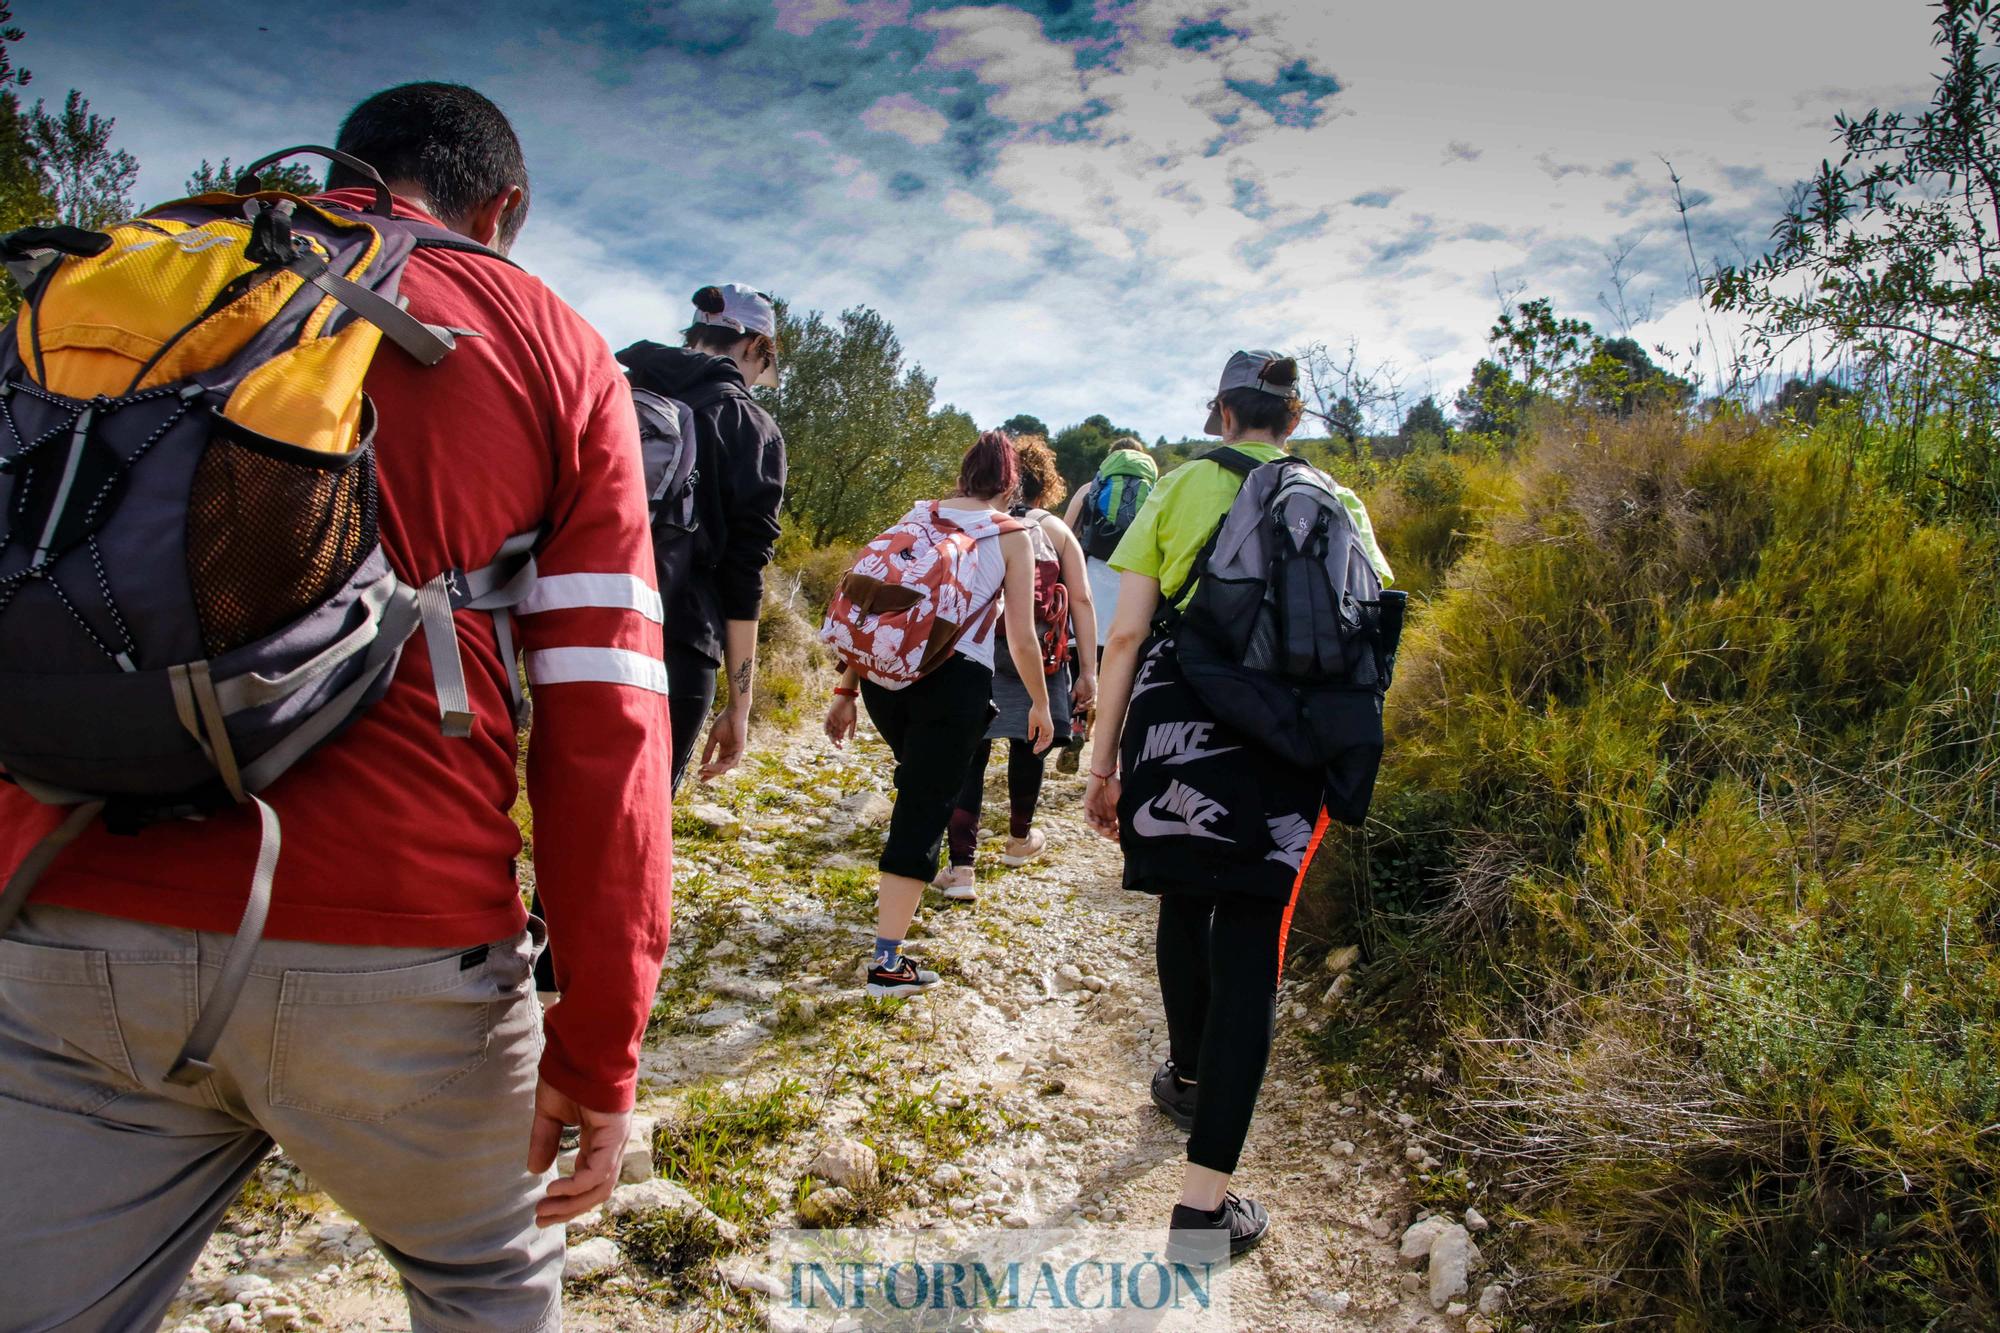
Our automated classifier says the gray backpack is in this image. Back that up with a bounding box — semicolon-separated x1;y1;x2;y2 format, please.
1166;448;1404;816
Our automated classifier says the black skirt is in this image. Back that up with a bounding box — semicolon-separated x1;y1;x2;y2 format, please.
1116;633;1326;901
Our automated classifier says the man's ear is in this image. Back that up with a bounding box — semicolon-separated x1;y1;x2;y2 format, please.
463;185;525;250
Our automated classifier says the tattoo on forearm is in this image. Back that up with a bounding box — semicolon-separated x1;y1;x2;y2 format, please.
733;660;753;697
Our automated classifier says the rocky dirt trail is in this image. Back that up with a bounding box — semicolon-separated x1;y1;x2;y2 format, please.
163;723;1510;1332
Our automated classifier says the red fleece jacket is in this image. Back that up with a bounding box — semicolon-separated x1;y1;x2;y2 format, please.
0;191;674;1112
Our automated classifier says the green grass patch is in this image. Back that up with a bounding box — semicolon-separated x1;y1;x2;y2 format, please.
652;1077;818;1229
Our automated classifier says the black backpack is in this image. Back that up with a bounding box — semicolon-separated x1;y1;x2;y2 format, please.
1164;448;1406;822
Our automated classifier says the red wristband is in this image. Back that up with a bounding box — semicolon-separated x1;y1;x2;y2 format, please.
1089;767;1116;781
833;686;859;698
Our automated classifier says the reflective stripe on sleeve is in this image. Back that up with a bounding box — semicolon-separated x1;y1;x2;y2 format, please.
518;572;664;623
525;647;669;693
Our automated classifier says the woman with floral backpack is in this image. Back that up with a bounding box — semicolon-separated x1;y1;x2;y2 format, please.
822;431;1054;996
937;435;1097;901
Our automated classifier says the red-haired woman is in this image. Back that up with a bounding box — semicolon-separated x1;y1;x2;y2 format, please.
825;431;1054;996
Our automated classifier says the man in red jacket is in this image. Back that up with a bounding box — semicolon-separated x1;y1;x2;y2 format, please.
0;84;672;1331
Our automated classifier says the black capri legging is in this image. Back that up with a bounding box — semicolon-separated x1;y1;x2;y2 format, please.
1154;887;1294;1175
859;655;995;882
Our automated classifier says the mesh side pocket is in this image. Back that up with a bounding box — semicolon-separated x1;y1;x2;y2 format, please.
187;426;378;657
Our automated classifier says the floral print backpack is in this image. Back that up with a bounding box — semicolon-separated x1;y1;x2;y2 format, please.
820;502;1023;688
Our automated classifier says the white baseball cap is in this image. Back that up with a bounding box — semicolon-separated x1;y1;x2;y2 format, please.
691;283;777;340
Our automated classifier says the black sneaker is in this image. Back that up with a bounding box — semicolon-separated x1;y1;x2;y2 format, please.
865;956;941;998
1150;1061;1197;1131
1167;1193;1269;1259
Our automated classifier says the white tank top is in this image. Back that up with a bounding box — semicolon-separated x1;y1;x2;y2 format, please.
935;501;1012;671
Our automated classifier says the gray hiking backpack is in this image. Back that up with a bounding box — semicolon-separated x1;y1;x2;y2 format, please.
0;148;539;1084
1166;448;1405;821
634;386;699;538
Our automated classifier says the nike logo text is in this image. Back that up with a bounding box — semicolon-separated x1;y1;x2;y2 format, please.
1131;780;1234;842
1140;720;1240;767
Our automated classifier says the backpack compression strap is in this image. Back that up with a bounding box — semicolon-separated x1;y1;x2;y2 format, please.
417;531;541;737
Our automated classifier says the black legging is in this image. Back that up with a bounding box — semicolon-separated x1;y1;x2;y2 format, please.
534;642;715;992
1154;889;1293;1174
858;655;996;882
947;738;1047;866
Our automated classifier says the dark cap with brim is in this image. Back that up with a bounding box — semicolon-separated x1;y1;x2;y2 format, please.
1204;348;1297;435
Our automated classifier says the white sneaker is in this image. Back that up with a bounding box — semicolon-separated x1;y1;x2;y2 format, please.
933;865;977;902
1000;828;1048;867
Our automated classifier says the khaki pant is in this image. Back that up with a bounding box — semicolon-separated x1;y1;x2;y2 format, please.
0;905;561;1333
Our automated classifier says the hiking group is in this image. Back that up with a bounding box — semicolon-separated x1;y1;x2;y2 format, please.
0;79;1400;1332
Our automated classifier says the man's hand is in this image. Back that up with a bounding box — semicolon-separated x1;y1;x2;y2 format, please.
700;707;749;780
527;1077;632;1227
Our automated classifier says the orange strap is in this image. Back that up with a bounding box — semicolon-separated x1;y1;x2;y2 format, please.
1275;809;1332;982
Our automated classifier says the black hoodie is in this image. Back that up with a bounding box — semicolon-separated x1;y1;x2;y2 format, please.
616;341;788;665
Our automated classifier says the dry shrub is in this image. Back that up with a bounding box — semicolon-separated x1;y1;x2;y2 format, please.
753;532;857;725
1309;413;2000;1329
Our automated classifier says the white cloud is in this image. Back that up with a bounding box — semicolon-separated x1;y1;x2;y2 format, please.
860;93;950;145
771;0;911;39
40;0;1942;442
919;5;1089;125
941;189;997;226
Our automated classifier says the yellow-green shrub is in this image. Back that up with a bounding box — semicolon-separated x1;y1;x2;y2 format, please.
1311;413;2000;1329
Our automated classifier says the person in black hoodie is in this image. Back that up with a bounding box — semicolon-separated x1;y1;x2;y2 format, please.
533;289;785;1003
616;284;788;791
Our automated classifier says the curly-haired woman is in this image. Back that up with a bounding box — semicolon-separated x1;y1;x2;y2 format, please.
935;434;1097;901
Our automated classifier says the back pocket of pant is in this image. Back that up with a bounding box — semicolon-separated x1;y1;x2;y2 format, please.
269;954;495;1123
0;937;138;1113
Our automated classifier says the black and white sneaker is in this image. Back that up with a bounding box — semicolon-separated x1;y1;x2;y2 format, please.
1150;1060;1197;1131
1167;1193;1269;1259
865;957;941;997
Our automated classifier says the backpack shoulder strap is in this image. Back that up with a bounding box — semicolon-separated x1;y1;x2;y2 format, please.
1200;446;1265;476
407;232;523;270
1159;451;1271;618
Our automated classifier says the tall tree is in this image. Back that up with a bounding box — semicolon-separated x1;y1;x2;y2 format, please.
1300;337;1401;461
1399;394;1449;444
186;156;320;197
1000;412;1048;439
0;90;49;320
27;90;137;227
0;2;28;92
1770;375;1852;426
1454;358;1529;437
1490;297;1595;397
1051;413;1144;492
1576;336;1693;417
765;304;977;545
1710;0;2000;373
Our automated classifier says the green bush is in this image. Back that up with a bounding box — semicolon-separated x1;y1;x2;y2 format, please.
1312;413;2000;1329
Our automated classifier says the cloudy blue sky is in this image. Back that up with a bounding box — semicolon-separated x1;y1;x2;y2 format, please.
34;1;1935;439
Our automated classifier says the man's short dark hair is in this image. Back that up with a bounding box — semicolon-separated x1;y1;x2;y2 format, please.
330;83;530;246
